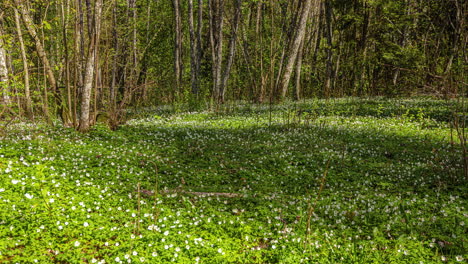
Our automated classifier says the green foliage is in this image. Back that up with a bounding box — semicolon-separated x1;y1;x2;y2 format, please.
0;98;466;263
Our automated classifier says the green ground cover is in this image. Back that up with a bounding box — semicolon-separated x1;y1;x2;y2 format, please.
0;98;466;263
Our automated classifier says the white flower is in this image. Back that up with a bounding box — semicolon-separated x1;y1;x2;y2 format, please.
175;247;180;252
217;248;223;254
11;179;19;184
49;198;55;203
58;226;63;230
152;252;158;257
91;258;97;263
456;256;464;262
25;193;33;199
74;241;80;247
84;222;89;227
132;251;138;256
195;257;200;262
0;188;5;192
139;257;145;262
272;245;276;249
163;231;169;236
115;257;120;262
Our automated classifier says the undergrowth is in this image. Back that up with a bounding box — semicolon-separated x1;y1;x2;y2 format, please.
0;98;466;263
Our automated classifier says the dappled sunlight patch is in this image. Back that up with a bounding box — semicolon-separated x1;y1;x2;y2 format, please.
0;98;466;263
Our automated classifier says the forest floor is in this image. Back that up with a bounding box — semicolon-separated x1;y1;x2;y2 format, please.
0;97;467;263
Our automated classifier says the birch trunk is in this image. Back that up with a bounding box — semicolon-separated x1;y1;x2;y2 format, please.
78;0;102;132
0;15;10;105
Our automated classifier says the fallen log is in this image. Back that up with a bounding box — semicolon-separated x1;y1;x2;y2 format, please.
138;189;244;198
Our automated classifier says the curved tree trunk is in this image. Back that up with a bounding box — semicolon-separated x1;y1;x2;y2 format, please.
277;0;314;99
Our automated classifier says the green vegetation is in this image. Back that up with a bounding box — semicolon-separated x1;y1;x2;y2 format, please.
0;98;466;263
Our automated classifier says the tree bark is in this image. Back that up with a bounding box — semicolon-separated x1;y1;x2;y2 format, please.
14;9;32;115
0;13;11;105
172;0;183;95
209;0;224;104
196;0;203;87
277;0;314;99
15;0;60;122
78;0;102;132
219;0;241;103
294;38;304;101
188;0;199;95
61;0;72;124
324;0;333;98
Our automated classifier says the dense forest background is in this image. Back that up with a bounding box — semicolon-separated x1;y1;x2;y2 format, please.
0;0;466;131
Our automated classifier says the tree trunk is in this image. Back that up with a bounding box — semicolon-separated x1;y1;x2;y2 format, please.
209;0;224;104
324;0;333;98
78;0;102;132
277;0;314;99
61;0;72;124
14;9;32;116
110;0;118;110
294;38;304;101
196;0;203;89
188;0;199;95
0;14;11;105
219;0;241;103
172;0;183;95
16;0;62;122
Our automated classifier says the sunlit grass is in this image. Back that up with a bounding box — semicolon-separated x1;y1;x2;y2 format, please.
0;98;466;263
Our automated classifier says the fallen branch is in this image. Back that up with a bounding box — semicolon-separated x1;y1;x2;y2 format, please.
138;189;244;198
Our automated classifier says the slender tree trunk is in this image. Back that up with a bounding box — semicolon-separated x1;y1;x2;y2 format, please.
61;0;72;125
0;13;11;105
196;0;203;88
324;0;333;98
78;0;102;132
254;0;263;102
219;0;241;103
188;0;199;95
14;9;32;116
277;0;313;99
209;0;224;104
172;0;183;95
16;0;60;122
110;0;118;110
